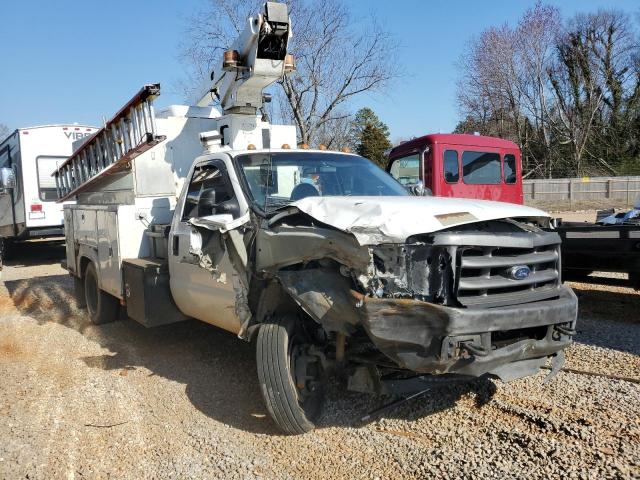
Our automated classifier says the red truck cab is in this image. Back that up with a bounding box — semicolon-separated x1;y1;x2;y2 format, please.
387;134;523;204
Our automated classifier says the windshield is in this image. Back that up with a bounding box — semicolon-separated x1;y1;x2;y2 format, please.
237;152;408;212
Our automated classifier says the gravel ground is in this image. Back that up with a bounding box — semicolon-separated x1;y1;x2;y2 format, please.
0;240;638;479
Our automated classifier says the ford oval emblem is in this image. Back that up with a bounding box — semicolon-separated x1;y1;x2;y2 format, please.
510;265;531;280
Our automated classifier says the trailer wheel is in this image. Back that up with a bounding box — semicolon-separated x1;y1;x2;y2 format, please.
84;262;118;324
0;238;13;266
257;315;325;435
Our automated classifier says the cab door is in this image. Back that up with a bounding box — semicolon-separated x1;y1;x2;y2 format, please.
439;145;504;201
168;157;243;334
501;148;523;204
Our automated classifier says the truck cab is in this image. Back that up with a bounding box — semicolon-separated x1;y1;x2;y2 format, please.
387;134;523;204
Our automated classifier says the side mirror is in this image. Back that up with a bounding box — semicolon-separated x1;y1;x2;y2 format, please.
409;180;432;196
199;187;217;209
0;167;16;190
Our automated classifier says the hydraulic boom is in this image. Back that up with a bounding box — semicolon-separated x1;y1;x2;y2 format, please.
195;1;294;114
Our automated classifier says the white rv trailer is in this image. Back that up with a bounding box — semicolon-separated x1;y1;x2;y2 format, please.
0;125;98;262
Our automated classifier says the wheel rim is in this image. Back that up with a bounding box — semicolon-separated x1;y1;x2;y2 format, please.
289;332;324;416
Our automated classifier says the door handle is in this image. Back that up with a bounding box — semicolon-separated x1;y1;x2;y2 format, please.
172;235;179;256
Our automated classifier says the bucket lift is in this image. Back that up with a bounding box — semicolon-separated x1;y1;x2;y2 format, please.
55;2;293;202
195;0;293;114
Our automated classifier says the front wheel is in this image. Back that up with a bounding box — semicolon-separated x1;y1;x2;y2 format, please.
257;315;325;435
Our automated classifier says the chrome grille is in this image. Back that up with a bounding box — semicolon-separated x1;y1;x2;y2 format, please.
457;244;560;308
428;228;562;309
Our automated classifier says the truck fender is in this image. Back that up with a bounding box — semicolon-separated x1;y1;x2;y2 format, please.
76;244;99;278
242;280;297;342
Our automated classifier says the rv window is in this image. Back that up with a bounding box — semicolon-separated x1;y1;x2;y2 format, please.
443;150;459;183
389;154;420;186
36;156;66;201
504;154;517;184
462;151;501;184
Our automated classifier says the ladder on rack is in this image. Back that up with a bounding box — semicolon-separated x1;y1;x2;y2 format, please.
54;84;166;202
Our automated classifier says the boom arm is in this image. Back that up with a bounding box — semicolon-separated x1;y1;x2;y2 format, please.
196;1;294;114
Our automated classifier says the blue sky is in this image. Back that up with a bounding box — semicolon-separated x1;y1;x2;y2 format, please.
1;0;638;142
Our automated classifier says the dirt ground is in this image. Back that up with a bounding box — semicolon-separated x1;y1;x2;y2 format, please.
0;240;639;479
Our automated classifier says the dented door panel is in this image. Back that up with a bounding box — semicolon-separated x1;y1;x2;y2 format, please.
168;155;248;335
169;221;242;334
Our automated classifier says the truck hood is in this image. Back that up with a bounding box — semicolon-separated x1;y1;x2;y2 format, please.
288;196;550;245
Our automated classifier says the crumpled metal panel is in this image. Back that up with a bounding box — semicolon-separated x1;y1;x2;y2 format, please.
286;196;550;245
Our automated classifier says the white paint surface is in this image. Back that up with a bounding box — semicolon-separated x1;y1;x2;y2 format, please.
290;196;551;245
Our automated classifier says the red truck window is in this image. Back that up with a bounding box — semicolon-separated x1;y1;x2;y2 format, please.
462;151;501;184
389;154;420;186
443;150;459;183
504;154;517;184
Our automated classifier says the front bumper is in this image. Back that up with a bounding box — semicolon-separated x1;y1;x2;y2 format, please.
26;226;65;239
360;285;578;381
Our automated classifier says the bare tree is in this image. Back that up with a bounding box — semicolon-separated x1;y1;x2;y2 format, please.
179;0;400;145
456;4;562;177
456;4;640;178
548;10;639;175
514;4;562;176
312;111;353;149
587;10;640;169
456;24;523;141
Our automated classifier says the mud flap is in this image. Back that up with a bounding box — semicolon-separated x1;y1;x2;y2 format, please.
489;356;547;383
542;350;565;385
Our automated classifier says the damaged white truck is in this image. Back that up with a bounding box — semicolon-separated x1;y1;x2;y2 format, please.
56;2;577;434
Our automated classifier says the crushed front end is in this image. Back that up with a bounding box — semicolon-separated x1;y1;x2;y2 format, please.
260;215;578;386
358;220;578;382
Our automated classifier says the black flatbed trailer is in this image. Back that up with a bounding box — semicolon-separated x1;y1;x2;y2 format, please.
555;220;640;289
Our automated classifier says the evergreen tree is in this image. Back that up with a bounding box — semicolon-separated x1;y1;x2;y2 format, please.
351;108;392;168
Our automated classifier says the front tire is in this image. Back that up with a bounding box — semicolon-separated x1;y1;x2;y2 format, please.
257;315;325;435
84;262;119;324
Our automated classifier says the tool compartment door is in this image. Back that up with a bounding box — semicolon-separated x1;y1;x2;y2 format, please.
63;207;76;273
97;210;121;297
73;209;97;246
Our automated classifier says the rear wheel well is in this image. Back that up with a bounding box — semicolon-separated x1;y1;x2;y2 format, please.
79;256;91;278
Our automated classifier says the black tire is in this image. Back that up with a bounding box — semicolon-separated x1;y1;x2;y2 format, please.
257;315;325;435
74;276;87;309
84;262;119;324
0;238;13;266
